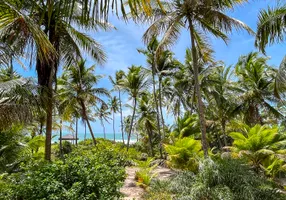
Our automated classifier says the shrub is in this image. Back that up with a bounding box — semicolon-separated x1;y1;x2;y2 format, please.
164;137;203;172
230;124;286;176
0;147;126;200
144;158;286;200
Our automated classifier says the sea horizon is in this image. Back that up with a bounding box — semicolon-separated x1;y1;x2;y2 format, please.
52;132;138;143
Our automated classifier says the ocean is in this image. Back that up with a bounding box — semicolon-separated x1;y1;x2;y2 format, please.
53;132;138;143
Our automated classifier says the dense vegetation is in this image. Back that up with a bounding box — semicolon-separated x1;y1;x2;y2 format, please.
0;0;286;199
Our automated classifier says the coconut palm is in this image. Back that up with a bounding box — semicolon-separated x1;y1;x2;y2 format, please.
109;70;126;144
142;0;253;157
137;37;163;154
0;0;109;160
109;96;119;142
137;93;157;156
255;3;286;53
234;52;283;125
120;65;150;149
58;60;109;145
206;65;237;147
95;104;111;139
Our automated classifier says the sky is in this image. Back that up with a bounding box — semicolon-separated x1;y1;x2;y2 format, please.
15;0;285;137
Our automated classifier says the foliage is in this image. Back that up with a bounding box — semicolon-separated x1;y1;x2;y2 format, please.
145;158;285;200
62;141;73;155
0;145;126;200
135;158;158;189
164;137;203;172
229;124;286;175
255;3;286;53
0;126;30;173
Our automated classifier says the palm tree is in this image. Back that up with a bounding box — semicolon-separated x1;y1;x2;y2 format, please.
109;96;120;142
0;1;109;160
234;52;283;125
58;60;109;145
109;70;126;144
137;93;157;156
207;65;237;147
142;0;253;157
255;3;286;53
120;65;150;149
96;104;111;139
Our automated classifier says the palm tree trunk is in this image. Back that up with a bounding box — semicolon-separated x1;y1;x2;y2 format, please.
221;119;227;147
80;99;97;145
44;65;54;161
113;111;115;142
84;121;87;140
127;98;137;150
75;117;78;146
158;76;165;139
152;63;163;158
147;125;154;157
189;19;208;158
119;90;125;144
102;120;106;139
60;119;63;157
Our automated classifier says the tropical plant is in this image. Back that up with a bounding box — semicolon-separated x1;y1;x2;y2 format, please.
229;124;286;174
58;60;110;145
255;3;286;53
170;112;200;140
96;103;111;139
109;96;120;142
145;159;286;200
137;93;157;156
234;52;283;125
0;146;126;199
0;0;109;160
142;0;253;157
120;65;150;149
164;137;203;172
109;70;126;144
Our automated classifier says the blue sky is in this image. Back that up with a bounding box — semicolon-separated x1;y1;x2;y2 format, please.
15;0;285;136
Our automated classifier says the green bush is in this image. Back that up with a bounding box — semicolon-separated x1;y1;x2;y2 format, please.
145;158;286;200
164;137;203;172
0;147;126;200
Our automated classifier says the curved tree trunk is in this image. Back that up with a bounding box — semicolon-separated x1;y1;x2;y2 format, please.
152;63;163;158
119;90;125;144
80;99;97;145
189;19;208;158
127;98;137;151
84;121;87;140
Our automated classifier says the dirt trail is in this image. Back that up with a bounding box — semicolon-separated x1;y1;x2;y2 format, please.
120;166;175;200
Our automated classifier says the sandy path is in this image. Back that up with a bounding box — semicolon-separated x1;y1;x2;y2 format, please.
120;166;175;200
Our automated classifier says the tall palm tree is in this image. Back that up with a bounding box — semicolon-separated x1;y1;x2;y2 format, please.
255;3;286;53
234;52;283;125
207;65;237;147
120;65;150;149
0;0;109;160
137;37;163;156
109;70;126;144
109;96;120;142
142;0;253;157
96;104;111;139
137;93;157;156
58;60;109;145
